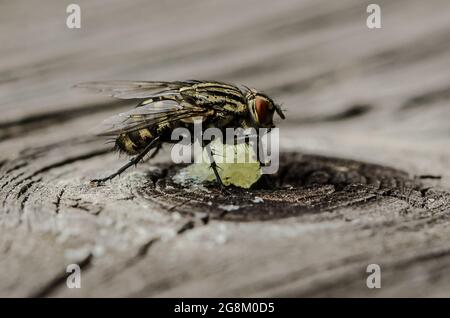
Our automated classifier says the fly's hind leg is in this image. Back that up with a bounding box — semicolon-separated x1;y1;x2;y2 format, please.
91;136;160;185
145;143;162;161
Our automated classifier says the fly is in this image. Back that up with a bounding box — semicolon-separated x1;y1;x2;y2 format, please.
75;80;285;189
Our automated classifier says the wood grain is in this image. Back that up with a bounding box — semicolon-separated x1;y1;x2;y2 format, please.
1;0;450;297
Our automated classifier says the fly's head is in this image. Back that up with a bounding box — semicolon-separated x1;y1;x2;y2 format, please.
245;88;285;129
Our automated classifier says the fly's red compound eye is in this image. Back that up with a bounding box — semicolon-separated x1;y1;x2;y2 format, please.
255;96;271;125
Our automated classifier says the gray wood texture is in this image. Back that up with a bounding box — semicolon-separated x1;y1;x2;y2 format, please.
1;0;449;297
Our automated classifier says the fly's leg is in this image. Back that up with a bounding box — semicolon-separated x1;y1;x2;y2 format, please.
210;161;225;188
146;143;162;161
203;140;229;192
252;134;275;189
91;136;160;185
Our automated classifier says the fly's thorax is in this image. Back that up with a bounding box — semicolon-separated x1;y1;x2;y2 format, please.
156;121;172;133
215;113;235;128
179;110;214;124
180;83;248;114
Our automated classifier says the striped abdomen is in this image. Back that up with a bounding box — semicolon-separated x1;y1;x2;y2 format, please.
115;127;163;155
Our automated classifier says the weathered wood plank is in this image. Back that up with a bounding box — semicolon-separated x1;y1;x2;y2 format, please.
1;0;450;297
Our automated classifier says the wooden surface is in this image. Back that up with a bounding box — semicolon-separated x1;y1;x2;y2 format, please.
1;0;450;297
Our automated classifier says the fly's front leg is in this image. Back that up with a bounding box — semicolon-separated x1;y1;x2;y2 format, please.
91;136;160;185
253;133;275;189
203;140;228;191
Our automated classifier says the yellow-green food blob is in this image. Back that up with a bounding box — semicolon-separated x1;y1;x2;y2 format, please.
173;139;261;189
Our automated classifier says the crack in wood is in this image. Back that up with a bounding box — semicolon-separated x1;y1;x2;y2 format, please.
1;149;110;206
18;178;42;211
401;85;450;110
292;247;450;297
1;172;24;190
54;188;65;214
0;100;130;142
29;253;93;298
2;162;28;177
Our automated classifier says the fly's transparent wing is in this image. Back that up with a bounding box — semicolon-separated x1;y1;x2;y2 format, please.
94;99;206;136
77;80;217;135
74;81;186;99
